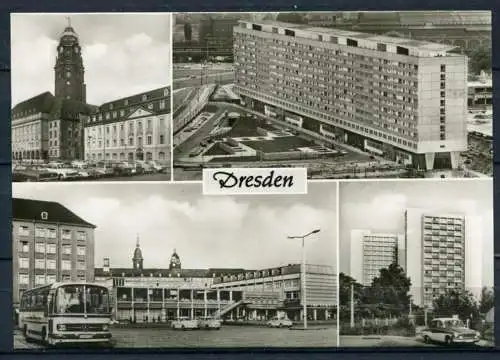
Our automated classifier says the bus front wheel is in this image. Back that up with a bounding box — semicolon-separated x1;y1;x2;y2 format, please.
22;325;32;343
41;328;51;346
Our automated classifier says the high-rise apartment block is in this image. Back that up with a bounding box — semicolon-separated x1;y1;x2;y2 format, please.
233;20;468;170
349;230;404;286
404;209;469;308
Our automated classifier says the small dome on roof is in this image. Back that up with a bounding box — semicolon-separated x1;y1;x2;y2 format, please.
61;17;78;39
133;246;143;259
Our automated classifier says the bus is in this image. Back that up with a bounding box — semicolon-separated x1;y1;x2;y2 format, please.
19;282;112;346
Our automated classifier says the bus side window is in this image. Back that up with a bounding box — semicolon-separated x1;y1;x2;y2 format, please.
42;289;49;316
47;294;54;315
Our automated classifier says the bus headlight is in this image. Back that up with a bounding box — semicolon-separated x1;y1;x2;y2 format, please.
102;324;109;331
57;324;66;331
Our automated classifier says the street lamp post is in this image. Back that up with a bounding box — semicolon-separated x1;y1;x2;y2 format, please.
287;229;320;329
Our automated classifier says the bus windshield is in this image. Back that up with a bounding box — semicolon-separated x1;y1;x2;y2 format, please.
55;284;110;315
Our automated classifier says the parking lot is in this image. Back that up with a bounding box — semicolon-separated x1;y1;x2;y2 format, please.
14;325;337;349
12;160;171;182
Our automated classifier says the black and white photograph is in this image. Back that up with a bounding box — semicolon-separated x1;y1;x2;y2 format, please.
171;11;492;181
12;182;338;349
11;13;172;182
338;179;494;347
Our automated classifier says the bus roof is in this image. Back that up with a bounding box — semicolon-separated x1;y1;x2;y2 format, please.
22;282;108;293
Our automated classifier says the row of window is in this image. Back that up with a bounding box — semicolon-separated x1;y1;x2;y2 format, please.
12;123;40;135
19;273;86;286
19;242;86;256
86;151;167;162
239;87;420;151
89;100;168;123
18;257;86;270
91;118;166;134
87;134;166;148
235;36;423;133
18;226;87;240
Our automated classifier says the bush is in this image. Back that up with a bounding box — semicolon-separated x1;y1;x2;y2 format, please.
340;318;416;337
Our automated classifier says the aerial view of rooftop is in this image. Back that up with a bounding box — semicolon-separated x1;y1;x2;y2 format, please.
172;11;492;181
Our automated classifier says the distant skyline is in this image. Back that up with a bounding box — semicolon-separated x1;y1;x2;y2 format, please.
11;13;171;106
13;183;337;271
339;180;494;288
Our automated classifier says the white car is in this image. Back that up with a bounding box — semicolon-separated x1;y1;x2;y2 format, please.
147;161;167;172
267;317;293;328
171;317;199;330
199;317;221;330
46;164;80;180
421;318;481;345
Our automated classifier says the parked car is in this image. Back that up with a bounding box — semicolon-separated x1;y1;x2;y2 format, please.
171;317;199;330
12;166;59;182
136;161;155;173
199;317;221;330
45;163;80;181
147;161;167;173
266;317;293;328
421;318;481;345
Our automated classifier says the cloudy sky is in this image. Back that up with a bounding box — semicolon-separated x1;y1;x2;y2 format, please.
11;13;171;106
339;179;494;287
13;182;337;270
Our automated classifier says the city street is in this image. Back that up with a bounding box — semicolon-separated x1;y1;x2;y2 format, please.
339;335;493;348
173;71;234;90
14;325;337;349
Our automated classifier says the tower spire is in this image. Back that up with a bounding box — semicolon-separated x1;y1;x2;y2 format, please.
132;234;143;270
66;16;71;28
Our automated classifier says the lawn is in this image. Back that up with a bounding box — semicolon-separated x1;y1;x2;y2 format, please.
241;136;315;153
223;116;267;138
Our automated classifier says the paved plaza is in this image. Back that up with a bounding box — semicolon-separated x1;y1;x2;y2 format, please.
14;325;338;349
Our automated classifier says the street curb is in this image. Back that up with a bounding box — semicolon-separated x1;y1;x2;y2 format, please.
289;327;332;331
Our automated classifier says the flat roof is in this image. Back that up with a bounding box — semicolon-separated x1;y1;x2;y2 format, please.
240;20;457;53
468;80;492;88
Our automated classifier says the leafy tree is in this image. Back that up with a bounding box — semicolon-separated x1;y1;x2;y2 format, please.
479;286;494;314
467;45;492;75
339;273;366;321
339;272;364;305
276;12;308;24
433;289;480;323
363;263;412;317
